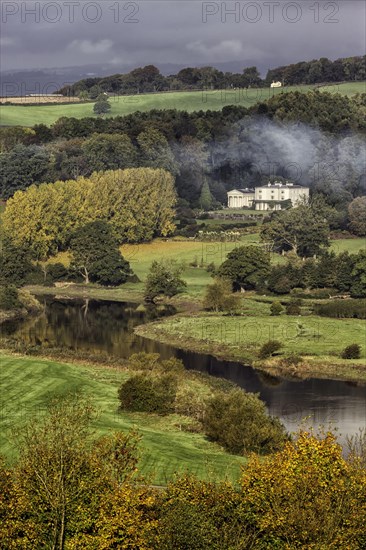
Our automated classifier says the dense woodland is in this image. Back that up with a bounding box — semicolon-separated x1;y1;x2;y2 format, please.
56;55;366;97
0;91;365;211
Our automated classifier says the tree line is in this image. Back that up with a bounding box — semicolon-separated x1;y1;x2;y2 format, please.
55;56;366;98
2;168;176;259
1;91;365;213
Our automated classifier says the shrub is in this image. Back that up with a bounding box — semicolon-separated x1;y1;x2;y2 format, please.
286;301;301;315
258;340;283;359
270;301;283;316
128;353;184;374
203;278;237;312
314;299;366;319
203;389;287;455
118;374;178;414
0;285;21;310
205;262;216;275
280;353;303;367
144;260;187;303
174;388;206;422
341;344;361;359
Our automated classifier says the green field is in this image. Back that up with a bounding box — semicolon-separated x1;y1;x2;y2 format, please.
144;312;366;359
135;306;366;383
40;235;366;302
1;82;364;127
0;354;245;484
319;81;366;96
329;238;366;254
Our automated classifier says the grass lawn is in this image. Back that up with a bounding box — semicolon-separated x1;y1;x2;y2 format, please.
0;354;245;484
135;308;366;381
319;81;366;96
150;313;366;358
330;238;366;254
1;82;364;127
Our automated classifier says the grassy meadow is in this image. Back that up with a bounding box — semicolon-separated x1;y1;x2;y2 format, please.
1;81;364;127
0;354;245;485
135;305;366;382
35;235;366;303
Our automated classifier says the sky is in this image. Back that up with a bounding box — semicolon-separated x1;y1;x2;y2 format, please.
1;0;365;74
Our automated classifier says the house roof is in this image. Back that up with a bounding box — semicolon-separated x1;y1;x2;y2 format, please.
227;188;255;195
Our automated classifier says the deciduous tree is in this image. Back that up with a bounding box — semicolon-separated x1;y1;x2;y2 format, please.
218;245;271;291
69;221;132;285
144;260;187;302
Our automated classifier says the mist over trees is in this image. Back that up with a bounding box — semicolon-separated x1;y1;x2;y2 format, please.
1;92;365;212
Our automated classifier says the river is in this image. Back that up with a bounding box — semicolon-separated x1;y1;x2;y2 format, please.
1;296;365;447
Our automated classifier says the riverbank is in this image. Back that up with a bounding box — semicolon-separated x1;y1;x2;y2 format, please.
24;285;366;383
134;311;366;384
0;352;245;485
0;289;44;326
25;283;145;304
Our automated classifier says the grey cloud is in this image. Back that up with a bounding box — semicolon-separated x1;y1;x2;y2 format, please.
1;0;365;71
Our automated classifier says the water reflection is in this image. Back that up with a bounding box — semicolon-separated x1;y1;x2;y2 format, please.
1;297;365;446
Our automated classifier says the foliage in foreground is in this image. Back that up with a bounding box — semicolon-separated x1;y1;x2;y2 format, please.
203;389;287;455
118;353;287;455
1;395;365;550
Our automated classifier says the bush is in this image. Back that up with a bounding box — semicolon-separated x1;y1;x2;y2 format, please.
314;299;366;319
174;388;206;422
341;344;361;359
118;374;178;414
0;285;21;310
203;389;287;455
286;301;301;315
270;301;283;316
203;278;237;312
258;340;283;359
291;287;338;299
128;352;184;374
205;262;216;275
280;353;303;367
144;260;187;303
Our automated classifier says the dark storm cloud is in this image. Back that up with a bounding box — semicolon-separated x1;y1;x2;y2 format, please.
1;0;365;71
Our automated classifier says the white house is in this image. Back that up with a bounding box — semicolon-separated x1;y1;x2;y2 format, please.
227;182;309;210
227;188;255;208
270;81;282;88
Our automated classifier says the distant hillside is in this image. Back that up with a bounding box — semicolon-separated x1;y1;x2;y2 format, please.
0;82;365;128
56;55;366;99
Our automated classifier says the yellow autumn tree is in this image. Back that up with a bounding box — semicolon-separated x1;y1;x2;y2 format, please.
240;429;366;549
3;168;176;258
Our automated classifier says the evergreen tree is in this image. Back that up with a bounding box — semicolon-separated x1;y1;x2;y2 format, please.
199;179;214;211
